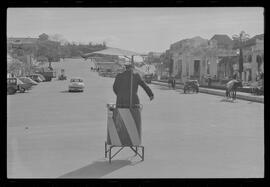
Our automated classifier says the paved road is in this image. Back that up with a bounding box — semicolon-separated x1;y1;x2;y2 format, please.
7;59;264;178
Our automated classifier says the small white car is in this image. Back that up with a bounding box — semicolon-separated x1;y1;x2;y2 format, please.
68;77;85;92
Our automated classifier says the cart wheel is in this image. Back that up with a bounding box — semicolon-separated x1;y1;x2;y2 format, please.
142;147;144;161
109;147;112;163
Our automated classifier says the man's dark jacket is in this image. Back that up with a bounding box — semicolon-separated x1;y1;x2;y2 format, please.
113;70;154;107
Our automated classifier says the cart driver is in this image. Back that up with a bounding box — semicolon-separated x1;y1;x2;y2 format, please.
113;61;154;108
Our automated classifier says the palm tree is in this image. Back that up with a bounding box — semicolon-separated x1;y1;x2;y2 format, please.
232;31;250;81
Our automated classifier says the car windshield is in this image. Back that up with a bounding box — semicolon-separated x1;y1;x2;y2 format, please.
71;79;83;82
7;79;16;84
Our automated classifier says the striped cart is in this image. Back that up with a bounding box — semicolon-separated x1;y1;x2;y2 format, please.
105;103;144;163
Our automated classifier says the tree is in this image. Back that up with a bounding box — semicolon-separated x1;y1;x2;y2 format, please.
160;50;173;75
232;31;250;81
7;59;23;75
38;33;49;41
36;33;61;66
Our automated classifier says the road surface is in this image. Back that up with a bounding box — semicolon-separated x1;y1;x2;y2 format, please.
7;58;264;178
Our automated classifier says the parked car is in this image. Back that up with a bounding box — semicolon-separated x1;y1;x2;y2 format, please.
7;77;28;94
34;67;56;81
18;77;38;86
68;77;85;92
7;78;19;95
27;74;45;82
184;80;199;94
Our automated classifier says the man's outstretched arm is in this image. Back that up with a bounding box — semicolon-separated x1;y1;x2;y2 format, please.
113;75;119;95
137;74;154;100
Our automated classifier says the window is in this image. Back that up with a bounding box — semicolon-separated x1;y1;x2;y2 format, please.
248;55;252;63
71;79;83;82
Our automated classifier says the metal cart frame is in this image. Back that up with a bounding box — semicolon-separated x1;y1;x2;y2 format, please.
105;142;144;163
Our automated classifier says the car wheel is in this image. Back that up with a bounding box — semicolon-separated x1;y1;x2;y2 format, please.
19;87;25;93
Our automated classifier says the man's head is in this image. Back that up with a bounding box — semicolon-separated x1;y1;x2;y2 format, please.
124;62;134;70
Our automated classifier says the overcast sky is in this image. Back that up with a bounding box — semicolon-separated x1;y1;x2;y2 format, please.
7;8;264;53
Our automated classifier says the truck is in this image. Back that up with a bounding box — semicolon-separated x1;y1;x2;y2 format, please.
58;69;67;80
35;67;56;81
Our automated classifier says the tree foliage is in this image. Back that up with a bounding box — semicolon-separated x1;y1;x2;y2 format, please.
36;33;60;62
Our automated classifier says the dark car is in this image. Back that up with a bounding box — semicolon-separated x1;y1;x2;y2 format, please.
184;80;199;94
7;77;27;94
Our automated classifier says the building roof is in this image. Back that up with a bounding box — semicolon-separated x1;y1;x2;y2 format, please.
148;52;162;57
170;36;208;51
232;34;264;48
210;34;233;47
252;34;264;40
84;47;142;57
241;34;264;47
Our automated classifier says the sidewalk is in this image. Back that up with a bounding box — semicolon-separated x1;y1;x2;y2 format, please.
152;80;264;103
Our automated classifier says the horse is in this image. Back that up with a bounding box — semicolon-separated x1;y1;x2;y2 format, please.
226;80;242;100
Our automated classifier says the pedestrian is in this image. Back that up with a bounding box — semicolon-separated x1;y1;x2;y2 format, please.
113;62;154;108
233;73;237;80
172;77;176;89
207;77;212;87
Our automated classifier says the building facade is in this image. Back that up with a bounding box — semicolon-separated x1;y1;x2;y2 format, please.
170;36;209;83
241;34;264;82
170;35;238;84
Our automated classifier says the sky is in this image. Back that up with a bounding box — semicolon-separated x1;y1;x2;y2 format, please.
7;8;264;53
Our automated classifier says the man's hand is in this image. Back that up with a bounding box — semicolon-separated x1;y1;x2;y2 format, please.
150;95;154;101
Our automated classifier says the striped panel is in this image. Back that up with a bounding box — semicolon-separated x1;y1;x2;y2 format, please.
113;109;133;146
118;108;141;146
107;129;111;145
130;108;142;140
107;109;122;146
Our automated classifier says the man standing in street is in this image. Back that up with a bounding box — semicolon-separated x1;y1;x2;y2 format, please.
113;62;154;107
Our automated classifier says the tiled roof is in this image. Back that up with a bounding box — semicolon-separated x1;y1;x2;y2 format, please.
252;34;264;40
84;47;141;57
241;34;264;47
232;34;264;48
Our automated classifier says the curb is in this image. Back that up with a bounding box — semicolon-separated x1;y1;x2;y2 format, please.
151;81;264;104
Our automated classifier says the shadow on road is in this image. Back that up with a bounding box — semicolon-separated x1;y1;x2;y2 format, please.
58;159;131;178
220;98;236;103
60;90;82;93
153;85;174;91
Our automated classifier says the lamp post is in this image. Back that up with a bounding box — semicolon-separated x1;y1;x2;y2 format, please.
232;31;250;81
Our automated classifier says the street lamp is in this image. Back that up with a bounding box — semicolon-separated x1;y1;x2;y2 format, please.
232;31;250;81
